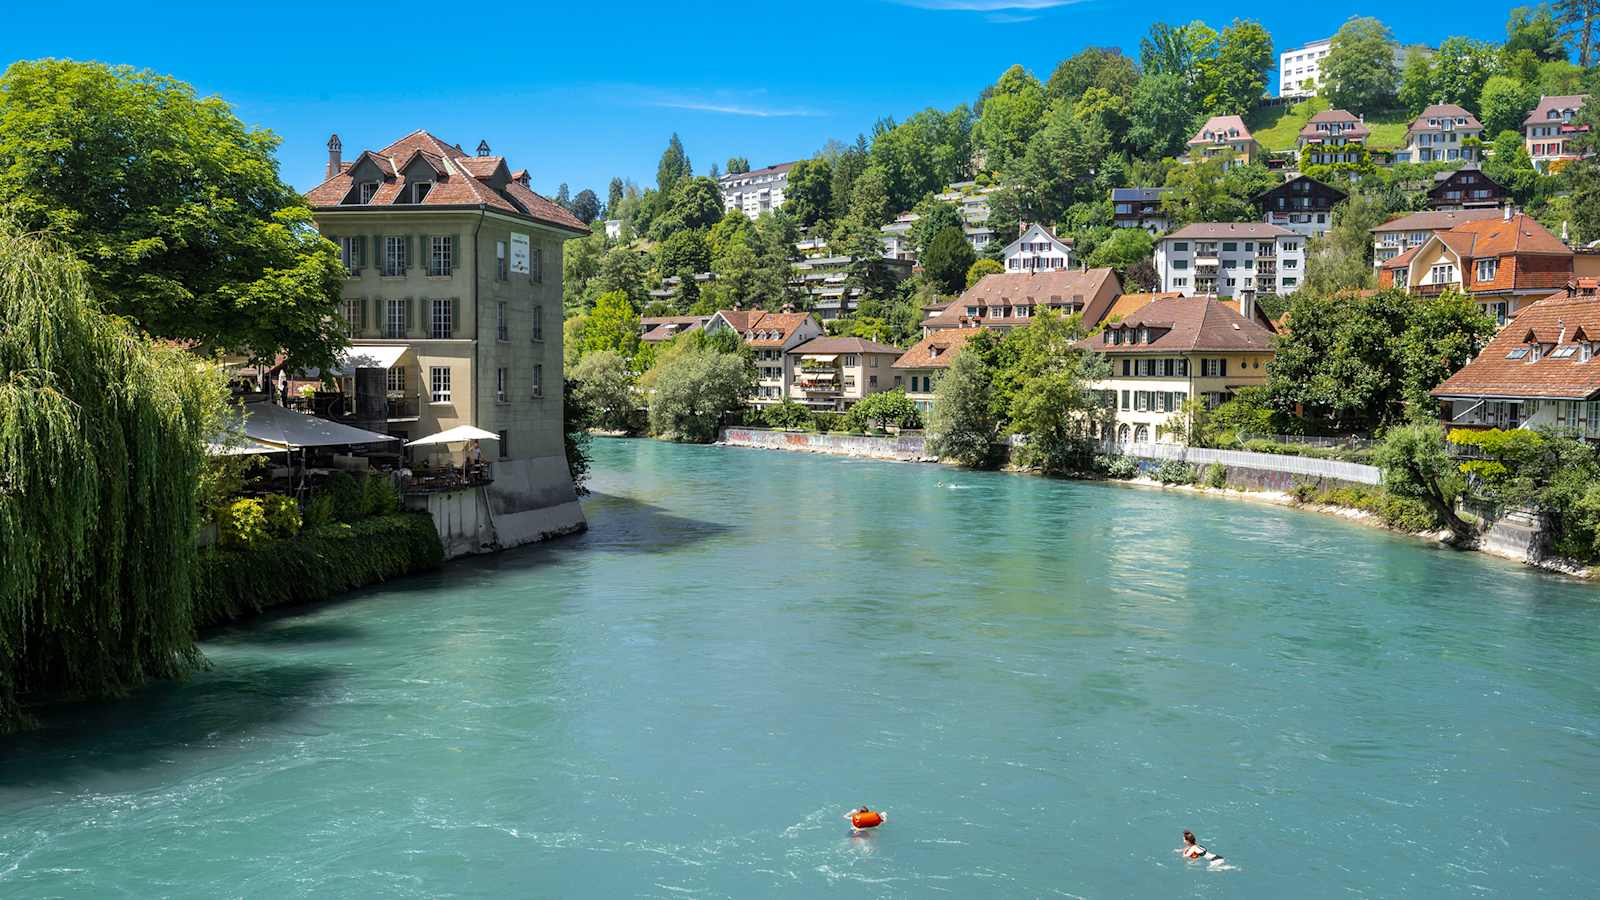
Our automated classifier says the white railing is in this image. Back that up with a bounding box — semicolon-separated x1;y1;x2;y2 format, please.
1116;442;1382;484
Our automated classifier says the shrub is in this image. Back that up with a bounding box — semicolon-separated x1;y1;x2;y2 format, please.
1203;463;1228;489
324;471;365;522
261;494;302;539
1153;460;1196;485
1288;478;1320;503
218;498;268;549
1098;454;1140;479
763;400;814;431
812;411;843;433
303;492;335;529
362;474;399;517
193;513;446;629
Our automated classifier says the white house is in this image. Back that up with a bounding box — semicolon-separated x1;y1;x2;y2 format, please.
719;162;796;219
1278;37;1407;98
1003;223;1074;272
1154;223;1306;298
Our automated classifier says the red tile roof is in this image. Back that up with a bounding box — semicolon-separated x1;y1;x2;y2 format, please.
720;310;815;347
1101;292;1183;323
1298;109;1370;141
1523;95;1589;128
1189;115;1252;145
1074;297;1277;354
1433;290;1600;400
892;328;984;369
304;129;588;234
1372;208;1504;233
923;268;1122;329
789;336;904;355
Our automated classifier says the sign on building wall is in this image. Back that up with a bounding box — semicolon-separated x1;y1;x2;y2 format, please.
510;232;530;274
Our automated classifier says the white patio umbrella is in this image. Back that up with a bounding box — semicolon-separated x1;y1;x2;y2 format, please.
404;425;501;447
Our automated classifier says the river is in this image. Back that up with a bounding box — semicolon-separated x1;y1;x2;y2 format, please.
3;438;1599;898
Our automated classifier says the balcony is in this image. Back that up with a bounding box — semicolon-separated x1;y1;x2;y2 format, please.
386;393;421;421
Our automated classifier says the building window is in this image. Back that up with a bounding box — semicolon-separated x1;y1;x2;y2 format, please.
531;247;544;284
532;363;544;397
532;305;543;342
430;298;452;339
496;367;507;402
497;302;509;341
428;236;452;276
1430;264;1455;284
497;430;509;459
339;236;365;275
869;375;878;387
496;240;508;281
1476;258;1498;282
359;182;378;204
387;366;406;393
385;298;407;338
429;366;451;404
844;354;858;367
382;236;407;276
342;297;362;336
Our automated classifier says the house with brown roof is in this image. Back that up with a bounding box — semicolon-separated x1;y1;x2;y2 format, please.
1297;109;1370;165
1187;115;1260;167
1074;297;1277;446
1426;166;1507;211
786;337;904;410
922;269;1122;332
1398;104;1483;164
1431;283;1600;438
1254;175;1347;240
1378;211;1574;324
638;315;711;343
891;328;985;413
705;308;822;404
1370;208;1503;267
304;130;590;546
1524;95;1590;171
1155;223;1307;298
1100;292;1184;324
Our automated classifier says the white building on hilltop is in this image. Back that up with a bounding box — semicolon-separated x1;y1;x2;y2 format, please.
719;162;796;219
1278;36;1409;99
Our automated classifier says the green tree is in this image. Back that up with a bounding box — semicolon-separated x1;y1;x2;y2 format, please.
1127;73;1194;160
1197;19;1274;116
907;198;963;254
1429;37;1501;113
0;60;346;370
1555;0;1600;66
657;133;691;193
725;157;750;175
554;183;572;210
848;164;892;226
1479;75;1541;136
784;158;832;228
1161;156;1273;225
973;65;1047;173
658;229;711;281
0;223;226;730
869;107;974;213
996;101;1110;226
921;226;976;294
572;350;642;433
579;290;642;359
835;217;897;301
1482;129;1540;203
1086;227;1155;275
650;176;724;240
647;349;753;442
1321;17;1401;112
1374;423;1472;540
607;177;624;213
1398;47;1436;114
1507;4;1569;60
562;229;607;314
829;136;870;222
1047;47;1139;105
1140;22;1200;79
1302;186;1398;294
926;347;1001;467
843;389;923;432
570;189;601;224
966;258;1004;287
1003;312;1109;473
592;246;649;310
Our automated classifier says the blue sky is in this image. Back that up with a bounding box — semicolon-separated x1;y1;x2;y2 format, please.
4;1;1512;200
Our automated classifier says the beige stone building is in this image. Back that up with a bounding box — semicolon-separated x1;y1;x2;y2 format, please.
705;308;822;404
785;337;903;410
305;129;589;543
891;328;985;413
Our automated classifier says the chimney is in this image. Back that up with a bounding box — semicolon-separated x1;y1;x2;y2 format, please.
476;139;491;157
1240;290;1257;324
1504;204;1513;221
1558;319;1567;343
326;133;342;179
1563;220;1571;244
1019;221;1028;237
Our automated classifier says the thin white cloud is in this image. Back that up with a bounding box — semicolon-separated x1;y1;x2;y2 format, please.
890;0;1079;10
646;98;824;118
986;12;1039;22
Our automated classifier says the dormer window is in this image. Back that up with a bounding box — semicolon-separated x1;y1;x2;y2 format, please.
1476;258;1498;282
359;182;379;204
1506;347;1529;360
412;182;433;203
1585;343;1597;363
1550;110;1562;120
1137;327;1149;344
1552;345;1579;359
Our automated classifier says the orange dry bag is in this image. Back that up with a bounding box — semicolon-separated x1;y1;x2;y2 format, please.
851;810;884;829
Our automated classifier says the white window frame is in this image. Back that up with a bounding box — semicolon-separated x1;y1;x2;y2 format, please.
1476;258;1498;282
386;366;406;393
428;235;452;277
429;365;452;404
385;298;407;338
359;182;378;204
342;297;362;335
383;236;407;276
430;298;452;339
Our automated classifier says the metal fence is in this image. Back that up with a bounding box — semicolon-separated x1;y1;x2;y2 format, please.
1118;442;1383;484
1238;432;1375;450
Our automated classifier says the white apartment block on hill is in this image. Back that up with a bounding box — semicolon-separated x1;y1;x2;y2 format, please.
719;163;795;219
1278;36;1408;98
1154;223;1306;298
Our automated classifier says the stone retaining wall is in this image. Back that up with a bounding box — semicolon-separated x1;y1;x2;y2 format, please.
719;427;933;462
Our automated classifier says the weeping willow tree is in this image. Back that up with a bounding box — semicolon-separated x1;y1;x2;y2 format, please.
0;223;226;731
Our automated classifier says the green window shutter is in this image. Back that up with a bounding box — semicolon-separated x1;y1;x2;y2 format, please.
450;297;461;336
450;234;460;271
373;235;384;272
406;235;415;273
408;297;418;335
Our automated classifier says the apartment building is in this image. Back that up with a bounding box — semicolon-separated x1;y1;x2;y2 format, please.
1002;223;1074;272
1112;187;1170;233
719;162;796;219
880;212;919;261
935;182;1001;249
1397;104;1483;163
1378;211;1574;324
705;308;822;403
1186;116;1261;167
922;268;1123;332
305;130;588;543
1075;297;1277;445
1154;223;1306;298
1254;175;1347;240
1297;109;1370;165
1370;208;1503;267
1427;166;1507;211
789;253;913;320
786;337;903;410
892;328;985;413
1278;38;1407;98
1524;94;1590;171
1431;282;1600;436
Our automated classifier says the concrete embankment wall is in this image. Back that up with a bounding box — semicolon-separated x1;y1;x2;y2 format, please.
719;427;935;462
406;456;586;560
1116;442;1383;488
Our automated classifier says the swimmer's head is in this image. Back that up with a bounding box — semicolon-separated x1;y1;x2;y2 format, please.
1183;831;1196;844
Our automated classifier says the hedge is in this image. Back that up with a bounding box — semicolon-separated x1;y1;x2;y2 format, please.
193;512;444;629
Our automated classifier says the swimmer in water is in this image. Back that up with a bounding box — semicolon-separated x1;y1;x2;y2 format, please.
1180;830;1224;864
845;806;886;832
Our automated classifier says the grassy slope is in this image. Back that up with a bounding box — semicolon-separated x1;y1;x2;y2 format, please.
1248;96;1411;152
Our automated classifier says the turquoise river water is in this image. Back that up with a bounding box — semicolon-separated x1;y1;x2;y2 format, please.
4;438;1600;898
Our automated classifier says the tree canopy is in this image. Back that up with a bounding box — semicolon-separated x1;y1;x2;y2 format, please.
1321;17;1401;112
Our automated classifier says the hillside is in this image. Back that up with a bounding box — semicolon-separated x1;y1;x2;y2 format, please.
1248;97;1412;152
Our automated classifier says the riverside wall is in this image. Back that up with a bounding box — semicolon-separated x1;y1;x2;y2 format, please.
719;427;936;462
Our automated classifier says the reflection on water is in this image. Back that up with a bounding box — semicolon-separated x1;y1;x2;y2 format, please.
2;437;1599;898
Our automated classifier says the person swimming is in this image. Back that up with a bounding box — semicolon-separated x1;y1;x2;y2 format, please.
1181;830;1224;864
846;806;886;831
